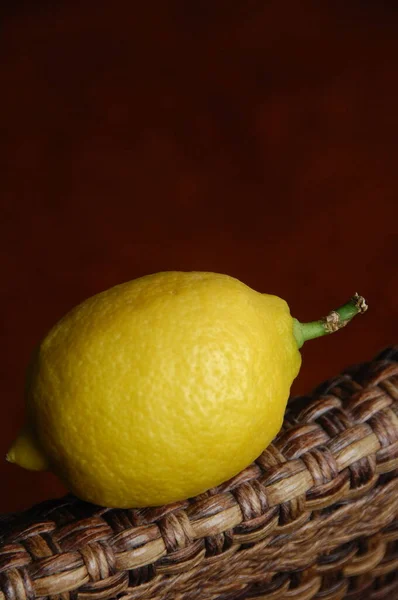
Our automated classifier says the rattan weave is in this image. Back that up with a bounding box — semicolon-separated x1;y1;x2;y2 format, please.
1;346;397;600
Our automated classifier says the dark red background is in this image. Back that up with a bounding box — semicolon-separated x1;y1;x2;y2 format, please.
1;1;398;513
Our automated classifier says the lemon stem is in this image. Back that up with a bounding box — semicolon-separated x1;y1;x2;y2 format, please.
293;293;368;349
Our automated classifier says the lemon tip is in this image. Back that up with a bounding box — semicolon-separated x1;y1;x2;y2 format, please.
6;427;50;471
5;449;16;464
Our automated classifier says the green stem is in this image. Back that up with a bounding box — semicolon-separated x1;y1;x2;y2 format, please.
293;293;368;349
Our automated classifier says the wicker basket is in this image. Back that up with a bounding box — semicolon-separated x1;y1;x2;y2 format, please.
1;347;397;600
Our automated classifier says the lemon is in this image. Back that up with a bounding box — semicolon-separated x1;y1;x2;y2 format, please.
7;272;367;508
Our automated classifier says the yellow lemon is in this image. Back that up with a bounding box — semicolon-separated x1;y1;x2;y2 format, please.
7;272;366;507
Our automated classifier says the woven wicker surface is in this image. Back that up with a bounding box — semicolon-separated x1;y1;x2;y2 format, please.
1;346;397;600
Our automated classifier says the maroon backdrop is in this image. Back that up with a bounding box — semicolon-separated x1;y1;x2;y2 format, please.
2;1;398;513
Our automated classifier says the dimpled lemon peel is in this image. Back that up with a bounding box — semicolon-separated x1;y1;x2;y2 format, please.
7;272;367;508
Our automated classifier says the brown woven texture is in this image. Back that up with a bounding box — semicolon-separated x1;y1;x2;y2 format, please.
1;347;398;600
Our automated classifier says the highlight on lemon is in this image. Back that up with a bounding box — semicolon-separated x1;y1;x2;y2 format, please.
7;272;367;508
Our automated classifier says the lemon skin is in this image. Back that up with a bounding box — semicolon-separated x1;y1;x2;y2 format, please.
8;272;301;508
